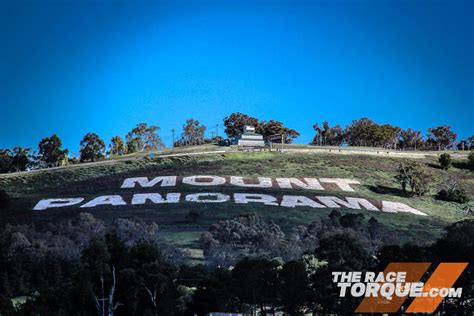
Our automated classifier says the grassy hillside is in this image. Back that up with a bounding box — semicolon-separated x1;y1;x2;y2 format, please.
1;150;472;260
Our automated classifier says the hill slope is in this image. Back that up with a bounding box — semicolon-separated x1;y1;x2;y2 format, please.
1;150;472;261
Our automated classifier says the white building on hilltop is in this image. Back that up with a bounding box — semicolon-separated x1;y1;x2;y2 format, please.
236;126;265;147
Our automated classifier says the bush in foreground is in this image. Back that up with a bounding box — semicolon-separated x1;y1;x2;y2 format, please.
439;153;452;170
436;188;469;204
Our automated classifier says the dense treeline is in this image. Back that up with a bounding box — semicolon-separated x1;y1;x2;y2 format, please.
312;118;473;151
0;114;473;173
0;212;473;315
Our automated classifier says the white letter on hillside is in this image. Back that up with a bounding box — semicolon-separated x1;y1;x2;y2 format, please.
319;178;360;192
280;195;326;208
230;176;273;188
381;201;427;216
185;193;230;203
182;175;226;186
276;178;325;190
121;176;176;188
33;198;84;211
131;193;180;205
316;196;379;211
80;195;127;208
234;193;278;206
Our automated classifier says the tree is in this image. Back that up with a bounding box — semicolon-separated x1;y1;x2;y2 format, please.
439;153;452;170
223;113;300;143
223;112;261;138
344;118;378;147
431;221;474;314
260;120;300;143
109;136;127;156
38;134;69;167
395;161;430;196
278;261;308;315
427;125;457;150
339;213;365;231
457;135;474;151
0;149;13;173
435;176;469;203
199;213;292;267
0;294;15;315
0;147;32;173
11;147;31;172
126;123;164;153
324;124;345;146
80;133;105;162
189;267;238;314
232;258;280;314
182;118;206;146
128;242;178;316
81;239;122;316
310;232;375;313
399;128;424;150
372;124;400;148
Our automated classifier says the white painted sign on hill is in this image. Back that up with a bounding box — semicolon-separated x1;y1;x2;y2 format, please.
32;175;427;216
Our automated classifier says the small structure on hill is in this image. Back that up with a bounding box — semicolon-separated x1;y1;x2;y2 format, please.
236;126;265;147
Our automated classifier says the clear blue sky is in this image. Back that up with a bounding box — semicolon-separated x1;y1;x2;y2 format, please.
1;0;472;155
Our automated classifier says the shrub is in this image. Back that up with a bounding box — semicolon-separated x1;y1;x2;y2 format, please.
395;161;430;197
439;153;452;170
436;188;469;204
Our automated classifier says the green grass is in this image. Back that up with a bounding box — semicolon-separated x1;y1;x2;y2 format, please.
1;150;472;252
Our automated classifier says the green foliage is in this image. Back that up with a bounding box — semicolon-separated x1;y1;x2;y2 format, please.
223;112;260;138
395;161;430;196
232;258;280;310
339;213;365;230
279;260;308;314
344;118;401;148
179;118;206;146
0;147;32;173
456;135;474;150
80;132;105;162
109;136;127;156
313;121;344;146
427;125;457;150
126;123;164;153
439;153;452;170
223;112;300;143
38;134;68;167
315;232;375;270
399;128;424;150
0;149;13;173
1;210;474;314
436;188;469;204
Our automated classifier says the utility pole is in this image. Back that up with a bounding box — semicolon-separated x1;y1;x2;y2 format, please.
216;124;219;139
172;129;175;151
281;133;285;152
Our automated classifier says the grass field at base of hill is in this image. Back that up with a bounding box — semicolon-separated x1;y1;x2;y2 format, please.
1;150;472;256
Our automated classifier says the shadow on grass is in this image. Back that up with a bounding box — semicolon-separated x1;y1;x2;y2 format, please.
367;185;407;197
427;163;443;170
453;161;472;170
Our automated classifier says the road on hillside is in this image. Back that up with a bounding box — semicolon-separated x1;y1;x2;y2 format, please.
0;146;470;177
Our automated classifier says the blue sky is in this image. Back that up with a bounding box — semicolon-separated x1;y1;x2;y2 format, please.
1;0;472;155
